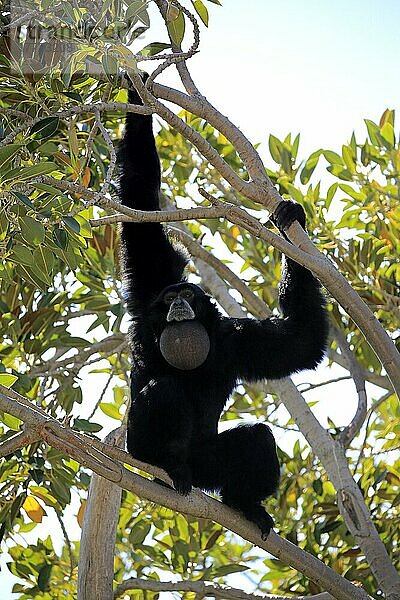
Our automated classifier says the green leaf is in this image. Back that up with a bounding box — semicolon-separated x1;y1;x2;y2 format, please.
300;150;321;184
325;183;338;210
364;119;381;146
323;150;343;165
140;42;171;56
292;133;300;160
0;373;18;388
53;227;68;249
62;216;80;234
33;246;54;277
313;479;323;495
0;144;20;175
9;245;34;266
2;162;59;183
287;183;304;204
126;0;146;20
73;418;103;433
192;0;209;26
99;402;121;420
17;264;47;289
380;122;395;148
11;191;35;209
1;411;22;429
18;216;45;245
129;521;151;544
75;216;92;238
327;164;353;181
126;0;150;26
30;117;59;140
167;10;185;46
37;563;52;592
268;134;283;164
102;53;119;83
379;108;394;128
342;145;356;172
213;564;249;577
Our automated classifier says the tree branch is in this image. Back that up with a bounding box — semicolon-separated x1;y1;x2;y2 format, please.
191;244;399;599
30;334;126;378
0;428;40;457
78;427;125;600
0;386;370;600
331;324;368;447
0;103;153;147
114;577;335;600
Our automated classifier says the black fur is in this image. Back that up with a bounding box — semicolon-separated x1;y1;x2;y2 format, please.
118;80;329;539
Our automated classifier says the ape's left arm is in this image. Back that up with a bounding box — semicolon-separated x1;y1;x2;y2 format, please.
225;201;329;381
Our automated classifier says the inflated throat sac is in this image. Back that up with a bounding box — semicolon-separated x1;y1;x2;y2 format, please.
159;321;210;370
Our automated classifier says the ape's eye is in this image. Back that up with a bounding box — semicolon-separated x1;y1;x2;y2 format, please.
180;289;194;300
164;292;177;304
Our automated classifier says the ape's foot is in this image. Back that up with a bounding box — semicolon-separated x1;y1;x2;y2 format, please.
224;497;275;540
272;199;306;232
245;506;274;540
259;513;274;540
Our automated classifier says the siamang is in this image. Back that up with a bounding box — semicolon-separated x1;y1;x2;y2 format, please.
118;78;328;539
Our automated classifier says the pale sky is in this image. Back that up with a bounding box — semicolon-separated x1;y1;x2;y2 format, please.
144;0;400;161
2;1;399;596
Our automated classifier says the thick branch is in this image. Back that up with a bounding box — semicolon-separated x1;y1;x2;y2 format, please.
152;82;267;181
127;69;254;195
0;428;40;457
78;427;125;600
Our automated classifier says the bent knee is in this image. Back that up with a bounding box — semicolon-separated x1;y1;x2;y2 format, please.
244;423;275;443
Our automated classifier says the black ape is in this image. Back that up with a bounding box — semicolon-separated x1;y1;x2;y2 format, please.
118;81;328;539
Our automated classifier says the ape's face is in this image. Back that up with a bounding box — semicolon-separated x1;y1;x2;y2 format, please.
150;283;212;331
159;283;207;323
153;283;212;370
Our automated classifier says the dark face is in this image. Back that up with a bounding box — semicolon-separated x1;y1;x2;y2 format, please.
151;283;211;326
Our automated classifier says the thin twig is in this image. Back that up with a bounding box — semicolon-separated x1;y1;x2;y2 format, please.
88;371;115;420
56;509;75;576
146;0;200;88
94;111;117;195
0;103;152;147
114;577;334;600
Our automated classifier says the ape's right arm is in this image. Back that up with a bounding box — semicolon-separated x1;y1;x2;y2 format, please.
118;81;187;314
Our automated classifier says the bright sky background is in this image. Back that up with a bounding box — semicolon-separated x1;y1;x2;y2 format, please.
145;0;400;162
2;1;400;596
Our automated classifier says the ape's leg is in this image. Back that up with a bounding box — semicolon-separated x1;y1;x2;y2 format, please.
220;424;280;539
127;377;193;495
192;424;280;539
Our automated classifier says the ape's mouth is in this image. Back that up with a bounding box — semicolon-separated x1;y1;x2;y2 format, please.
167;312;196;322
166;299;196;323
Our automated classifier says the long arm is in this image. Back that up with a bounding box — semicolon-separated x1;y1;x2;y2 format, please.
224;202;329;381
118;80;187;314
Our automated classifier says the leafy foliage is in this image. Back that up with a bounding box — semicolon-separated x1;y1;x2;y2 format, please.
0;2;399;598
